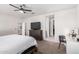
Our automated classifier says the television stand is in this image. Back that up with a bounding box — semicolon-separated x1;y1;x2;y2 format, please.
29;30;43;41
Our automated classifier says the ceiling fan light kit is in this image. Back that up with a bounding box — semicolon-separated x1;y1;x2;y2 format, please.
19;10;24;13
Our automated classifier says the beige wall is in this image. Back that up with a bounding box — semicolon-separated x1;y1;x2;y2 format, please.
55;8;77;39
76;5;79;27
0;14;19;36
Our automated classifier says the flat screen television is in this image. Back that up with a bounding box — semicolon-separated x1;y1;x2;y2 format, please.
31;22;41;30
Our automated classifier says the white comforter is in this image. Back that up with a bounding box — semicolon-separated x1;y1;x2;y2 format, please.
0;34;37;54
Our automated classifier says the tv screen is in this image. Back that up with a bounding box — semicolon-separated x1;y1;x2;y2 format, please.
31;22;41;30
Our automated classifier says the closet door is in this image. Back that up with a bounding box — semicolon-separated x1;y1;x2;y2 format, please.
53;19;55;37
49;15;55;37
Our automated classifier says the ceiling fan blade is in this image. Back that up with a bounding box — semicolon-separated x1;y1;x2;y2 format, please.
9;4;20;9
14;10;19;11
23;9;32;12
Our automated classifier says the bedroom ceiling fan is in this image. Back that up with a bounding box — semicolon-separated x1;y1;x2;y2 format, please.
9;4;34;14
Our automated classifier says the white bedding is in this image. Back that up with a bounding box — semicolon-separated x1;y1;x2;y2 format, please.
0;34;37;54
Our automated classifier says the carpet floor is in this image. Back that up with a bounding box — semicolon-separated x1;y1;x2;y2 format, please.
35;40;66;54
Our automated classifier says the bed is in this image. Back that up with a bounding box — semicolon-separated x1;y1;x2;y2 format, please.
0;34;37;54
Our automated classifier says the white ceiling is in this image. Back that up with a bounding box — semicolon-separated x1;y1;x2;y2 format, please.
0;4;77;18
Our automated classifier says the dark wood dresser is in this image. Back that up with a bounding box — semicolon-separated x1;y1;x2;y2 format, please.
29;30;43;41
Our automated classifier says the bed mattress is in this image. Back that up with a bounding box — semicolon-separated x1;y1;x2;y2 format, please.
0;34;37;54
